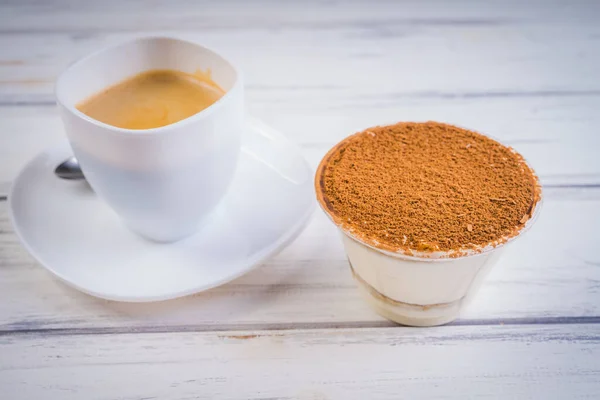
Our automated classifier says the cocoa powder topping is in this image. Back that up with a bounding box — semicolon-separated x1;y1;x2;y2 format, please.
317;122;541;256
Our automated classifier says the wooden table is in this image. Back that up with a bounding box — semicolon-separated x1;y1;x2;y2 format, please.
1;1;599;398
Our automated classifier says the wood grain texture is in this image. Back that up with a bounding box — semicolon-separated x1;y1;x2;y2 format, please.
1;24;599;103
1;97;599;194
0;2;599;104
1;324;599;399
2;193;600;332
1;0;598;32
0;3;598;192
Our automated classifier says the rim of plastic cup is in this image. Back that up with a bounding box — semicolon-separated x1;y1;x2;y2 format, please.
326;196;542;263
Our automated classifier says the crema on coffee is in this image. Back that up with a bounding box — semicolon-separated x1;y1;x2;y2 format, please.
76;69;224;130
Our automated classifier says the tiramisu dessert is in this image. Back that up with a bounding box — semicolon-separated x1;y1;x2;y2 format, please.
315;121;542;326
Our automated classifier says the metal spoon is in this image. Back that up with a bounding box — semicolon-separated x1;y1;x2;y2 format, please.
55;157;85;180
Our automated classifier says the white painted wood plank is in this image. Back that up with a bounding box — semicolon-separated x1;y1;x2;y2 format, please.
1;324;599;399
1;0;598;33
1;194;600;332
1;97;599;195
1;24;599;104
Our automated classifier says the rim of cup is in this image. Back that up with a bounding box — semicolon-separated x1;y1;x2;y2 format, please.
55;36;242;136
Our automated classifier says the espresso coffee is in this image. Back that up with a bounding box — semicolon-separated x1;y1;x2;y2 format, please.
76;69;225;130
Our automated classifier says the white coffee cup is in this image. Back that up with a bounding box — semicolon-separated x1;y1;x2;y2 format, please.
56;37;244;242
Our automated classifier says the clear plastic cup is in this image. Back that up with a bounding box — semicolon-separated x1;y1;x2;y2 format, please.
315;136;542;327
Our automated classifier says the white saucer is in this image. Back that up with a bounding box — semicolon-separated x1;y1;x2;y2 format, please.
9;119;315;302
